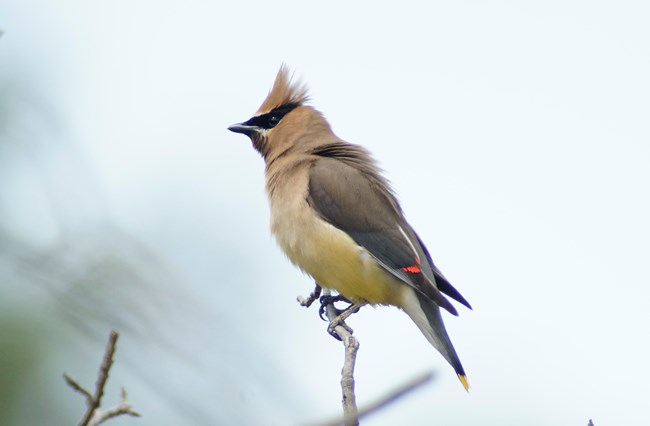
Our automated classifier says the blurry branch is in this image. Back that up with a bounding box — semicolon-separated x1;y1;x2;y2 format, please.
316;371;435;426
64;329;140;426
352;371;433;422
0;75;229;423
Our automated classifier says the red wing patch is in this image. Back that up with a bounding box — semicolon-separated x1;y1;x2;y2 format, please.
401;257;421;274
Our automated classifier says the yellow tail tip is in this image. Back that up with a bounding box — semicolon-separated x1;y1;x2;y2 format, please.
458;374;470;392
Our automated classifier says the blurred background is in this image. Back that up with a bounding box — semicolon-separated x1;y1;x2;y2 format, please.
1;1;649;425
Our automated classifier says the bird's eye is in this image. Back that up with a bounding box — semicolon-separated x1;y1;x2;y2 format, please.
270;116;280;123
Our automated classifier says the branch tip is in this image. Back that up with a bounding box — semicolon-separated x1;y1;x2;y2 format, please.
64;329;139;426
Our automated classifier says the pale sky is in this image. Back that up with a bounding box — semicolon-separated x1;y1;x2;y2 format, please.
1;1;649;425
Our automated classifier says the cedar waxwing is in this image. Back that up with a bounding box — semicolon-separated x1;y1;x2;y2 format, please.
228;66;471;391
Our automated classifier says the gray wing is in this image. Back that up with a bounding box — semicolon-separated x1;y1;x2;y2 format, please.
307;157;463;315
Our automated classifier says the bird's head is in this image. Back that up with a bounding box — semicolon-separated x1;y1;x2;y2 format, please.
228;65;330;160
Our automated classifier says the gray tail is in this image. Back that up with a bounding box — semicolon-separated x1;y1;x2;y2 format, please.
402;289;468;388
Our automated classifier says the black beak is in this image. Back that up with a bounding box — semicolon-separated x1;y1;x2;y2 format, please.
228;123;258;137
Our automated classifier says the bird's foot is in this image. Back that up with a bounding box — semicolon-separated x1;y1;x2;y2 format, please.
320;298;365;341
318;294;353;320
327;319;354;341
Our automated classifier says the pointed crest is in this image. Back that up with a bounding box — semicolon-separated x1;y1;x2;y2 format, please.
257;65;310;114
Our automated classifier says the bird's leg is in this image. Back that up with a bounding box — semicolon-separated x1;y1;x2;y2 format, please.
332;302;364;325
327;302;365;336
296;283;322;308
321;302;366;340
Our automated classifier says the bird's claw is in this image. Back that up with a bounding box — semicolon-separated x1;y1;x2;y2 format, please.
319;296;364;341
318;294;353;320
327;320;354;341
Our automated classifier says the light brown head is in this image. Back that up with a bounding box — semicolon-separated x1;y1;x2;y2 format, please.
228;65;334;162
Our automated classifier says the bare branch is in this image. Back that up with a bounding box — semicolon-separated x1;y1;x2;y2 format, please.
64;329;139;425
63;373;93;400
297;283;322;307
77;329;119;425
307;290;438;426
90;387;141;425
321;289;360;426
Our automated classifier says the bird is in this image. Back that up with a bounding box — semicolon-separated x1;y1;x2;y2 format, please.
228;65;471;391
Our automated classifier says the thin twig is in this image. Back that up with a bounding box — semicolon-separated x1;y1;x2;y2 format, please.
297;283;322;307
63;373;93;400
90;387;141;425
64;329;139;426
78;329;119;425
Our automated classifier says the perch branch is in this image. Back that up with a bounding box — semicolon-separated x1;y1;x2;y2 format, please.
316;371;435;426
301;288;435;426
321;289;360;426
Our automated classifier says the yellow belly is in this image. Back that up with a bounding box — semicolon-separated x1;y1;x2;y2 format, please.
272;206;404;306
